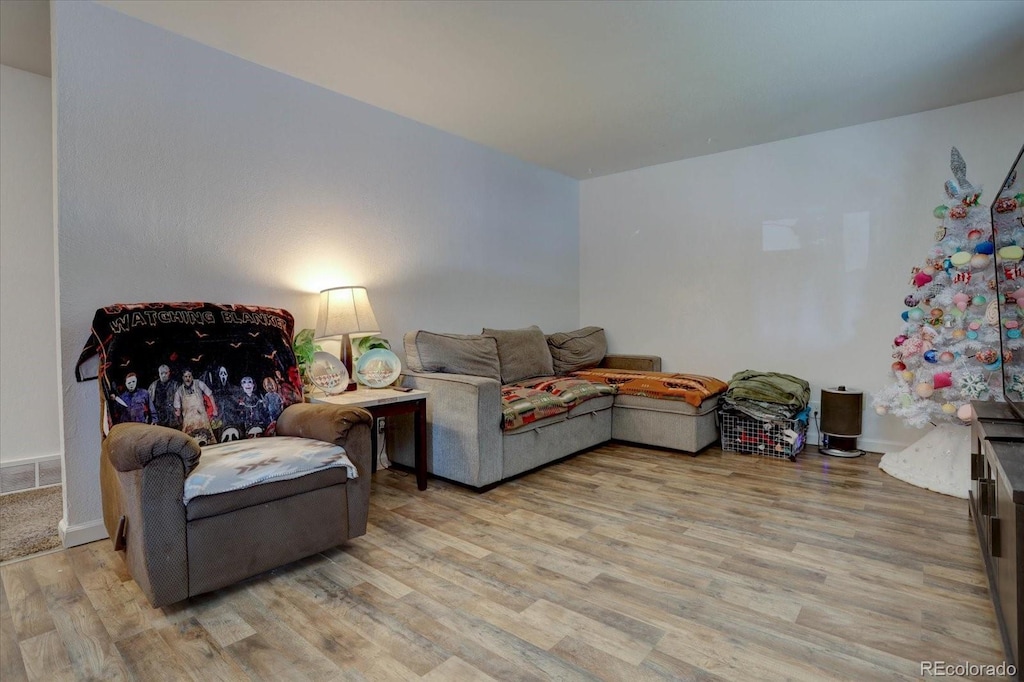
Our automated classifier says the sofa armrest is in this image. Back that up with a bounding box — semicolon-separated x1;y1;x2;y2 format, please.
400;370;503;488
600;354;662;372
277;403;374;537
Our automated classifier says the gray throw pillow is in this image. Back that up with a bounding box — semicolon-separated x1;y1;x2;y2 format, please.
405;331;501;381
482;325;554;384
547;327;607;375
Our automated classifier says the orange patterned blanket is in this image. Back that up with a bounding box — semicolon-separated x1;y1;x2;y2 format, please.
569;369;728;407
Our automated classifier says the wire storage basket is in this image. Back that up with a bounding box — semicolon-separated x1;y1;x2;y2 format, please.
719;410;807;461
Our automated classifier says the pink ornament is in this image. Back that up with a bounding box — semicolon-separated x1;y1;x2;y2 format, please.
968;229;983;240
939;351;955;363
915;383;934;398
1007;320;1020;329
914;271;933;288
969;321;981;331
894;335;908;346
957;404;974;421
932;372;952;389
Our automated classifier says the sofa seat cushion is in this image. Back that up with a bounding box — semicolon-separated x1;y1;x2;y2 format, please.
570;369;728;407
500;385;567;431
512;376;617;409
183;436;356;506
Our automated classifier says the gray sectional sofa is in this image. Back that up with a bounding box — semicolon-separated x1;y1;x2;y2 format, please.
392;325;723;489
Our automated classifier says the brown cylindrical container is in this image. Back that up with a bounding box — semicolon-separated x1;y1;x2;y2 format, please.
821;387;863;437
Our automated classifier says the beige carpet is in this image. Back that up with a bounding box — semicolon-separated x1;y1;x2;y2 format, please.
0;486;62;562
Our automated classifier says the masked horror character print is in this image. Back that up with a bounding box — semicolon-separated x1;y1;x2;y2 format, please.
238;376;270;437
148;364;181;428
115;372;150;423
173;368;217;445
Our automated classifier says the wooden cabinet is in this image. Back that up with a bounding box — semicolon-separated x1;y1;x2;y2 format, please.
970;402;1024;677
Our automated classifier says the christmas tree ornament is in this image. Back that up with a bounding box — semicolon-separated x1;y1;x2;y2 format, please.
941;402;957;414
915;383;934;398
976;241;994;255
971;253;990;269
968;229;984;241
914;271;933;287
950;251;972;268
958;373;989;399
957;404;974;421
939;351;955;363
934;205;948;219
999;245;1024;261
904;294;920;307
933;372;953;389
924;350;939;363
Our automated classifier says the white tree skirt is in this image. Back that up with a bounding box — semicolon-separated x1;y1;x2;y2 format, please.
878;424;970;499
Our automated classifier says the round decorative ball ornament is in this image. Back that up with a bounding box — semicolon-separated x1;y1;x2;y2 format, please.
971;253;990;270
901;311;910;322
972;295;987;306
975;241;994;255
950;251;972;268
967;229;983;241
999;245;1024;262
1009;329;1022;339
939;351;955;363
904;294;920;307
952;329;967;340
1006;320;1019;329
894;335;908;346
915;383;934;398
933;205;948;219
967;330;979;340
891;361;907;372
923;350;938;364
908;308;924;321
957;404;974;421
969;320;981;331
901;370;915;382
875;405;888;416
941;403;956;414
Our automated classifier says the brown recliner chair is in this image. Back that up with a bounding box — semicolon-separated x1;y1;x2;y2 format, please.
78;302;373;607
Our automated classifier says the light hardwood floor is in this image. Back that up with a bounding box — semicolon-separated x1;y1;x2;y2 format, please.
0;443;1008;681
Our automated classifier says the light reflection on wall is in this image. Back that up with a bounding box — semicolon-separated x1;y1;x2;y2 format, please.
762;218;801;251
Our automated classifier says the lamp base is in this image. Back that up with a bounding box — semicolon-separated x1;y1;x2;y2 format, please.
341;334;358;392
820;435;864;458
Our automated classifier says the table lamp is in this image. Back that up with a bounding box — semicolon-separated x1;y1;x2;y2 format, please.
315;286;380;392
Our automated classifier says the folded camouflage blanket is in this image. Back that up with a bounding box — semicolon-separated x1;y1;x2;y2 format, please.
722;370;810;420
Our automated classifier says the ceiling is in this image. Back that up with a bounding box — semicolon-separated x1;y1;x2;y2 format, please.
3;1;1024;179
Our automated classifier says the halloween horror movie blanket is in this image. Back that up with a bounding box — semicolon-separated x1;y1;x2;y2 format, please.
76;302;304;445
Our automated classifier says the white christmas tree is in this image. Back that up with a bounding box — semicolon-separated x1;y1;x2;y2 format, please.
873;148;1001;428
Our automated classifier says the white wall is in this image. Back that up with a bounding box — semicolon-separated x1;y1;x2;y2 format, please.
53;1;579;543
581;92;1024;453
0;65;61;465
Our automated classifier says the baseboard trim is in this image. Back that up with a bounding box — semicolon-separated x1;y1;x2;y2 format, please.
58;518;108;548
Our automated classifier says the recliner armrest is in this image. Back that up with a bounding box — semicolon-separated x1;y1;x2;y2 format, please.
104;422;201;475
276;403;372;446
600;354;662;372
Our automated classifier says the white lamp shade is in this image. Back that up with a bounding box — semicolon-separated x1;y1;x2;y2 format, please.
315;286;380;339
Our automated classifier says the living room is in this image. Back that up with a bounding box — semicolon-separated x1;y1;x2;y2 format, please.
2;0;1024;679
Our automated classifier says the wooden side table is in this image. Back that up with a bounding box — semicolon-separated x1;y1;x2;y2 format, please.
309;386;429;490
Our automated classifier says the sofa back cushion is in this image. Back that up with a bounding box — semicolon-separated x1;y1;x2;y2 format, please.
76;302;304;445
482;325;554;384
547;326;607;375
404;331;501;381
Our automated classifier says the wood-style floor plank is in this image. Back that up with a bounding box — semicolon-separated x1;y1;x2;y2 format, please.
0;443;1009;680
